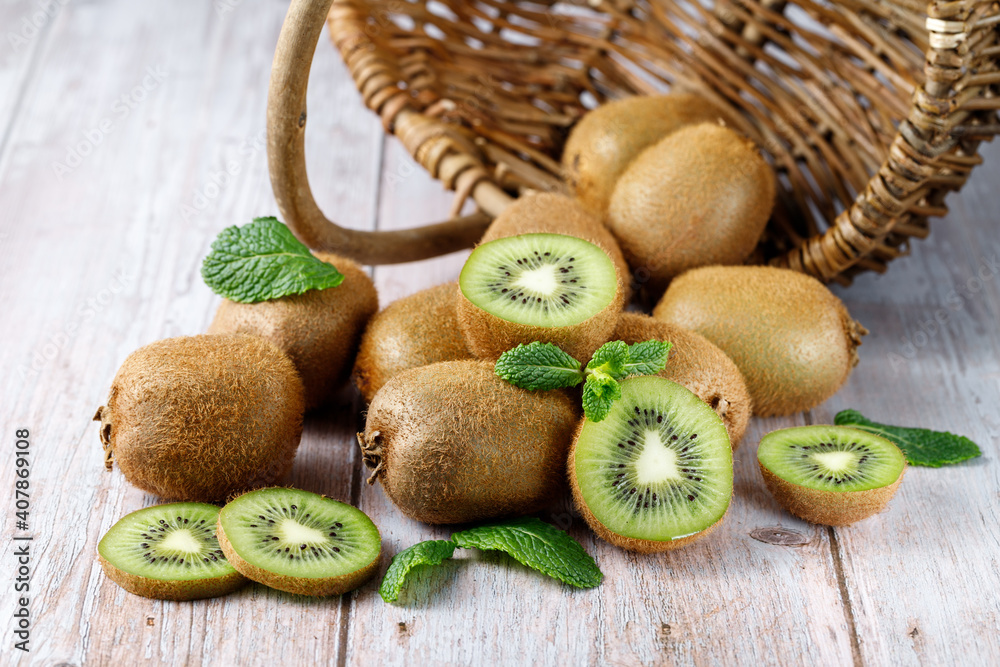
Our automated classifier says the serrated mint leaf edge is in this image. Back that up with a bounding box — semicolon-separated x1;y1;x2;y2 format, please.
201;217;345;303
833;410;983;467
623;340;672;376
494;343;584;391
378;540;457;604
452;519;603;589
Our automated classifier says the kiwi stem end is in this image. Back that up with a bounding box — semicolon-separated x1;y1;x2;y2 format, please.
357;431;384;485
94;406;115;471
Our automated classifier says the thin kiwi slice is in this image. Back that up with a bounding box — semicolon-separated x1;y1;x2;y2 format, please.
217;487;381;597
457;233;622;361
570;376;733;552
97;502;247;600
757;425;906;526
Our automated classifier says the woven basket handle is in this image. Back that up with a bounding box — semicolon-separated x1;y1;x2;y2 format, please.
267;0;500;264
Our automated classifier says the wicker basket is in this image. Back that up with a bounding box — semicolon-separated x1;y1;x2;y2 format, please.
267;0;999;285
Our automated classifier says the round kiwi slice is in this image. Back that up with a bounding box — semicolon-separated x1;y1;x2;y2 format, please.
217;487;381;597
97;502;247;601
570;376;733;553
457;233;623;361
757;426;906;526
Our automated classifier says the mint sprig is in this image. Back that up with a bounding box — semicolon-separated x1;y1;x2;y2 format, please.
833;409;982;467
495;339;671;422
581;374;622;423
494;341;584;391
377;518;601;604
585;340;629;380
452;518;603;588
378;540;456;603
201;216;344;303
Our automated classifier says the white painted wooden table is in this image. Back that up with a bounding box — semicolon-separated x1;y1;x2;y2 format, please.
1;2;997;665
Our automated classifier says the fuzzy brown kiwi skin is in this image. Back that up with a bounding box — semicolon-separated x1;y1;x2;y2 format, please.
562;93;736;214
215;500;380;597
97;553;248;601
353;283;473;403
613;312;752;448
482;192;633;301
95;334;304;502
207;253;377;411
567;420;727;553
359;360;579;524
607;123;775;295
654;266;867;417
759;463;905;526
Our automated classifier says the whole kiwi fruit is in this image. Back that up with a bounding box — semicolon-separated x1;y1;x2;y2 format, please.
653;266;867;417
208;253;377;411
358;360;578;524
482;192;633;300
353;282;473;403
95;333;304;502
613;312;751;447
607;123;776;294
562;93;735;214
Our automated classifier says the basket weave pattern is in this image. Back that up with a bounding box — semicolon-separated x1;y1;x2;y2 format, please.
327;0;998;284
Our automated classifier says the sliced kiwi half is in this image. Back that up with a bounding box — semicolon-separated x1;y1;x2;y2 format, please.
457;233;622;361
97;502;247;600
570;376;733;553
217;487;381;597
757;425;906;526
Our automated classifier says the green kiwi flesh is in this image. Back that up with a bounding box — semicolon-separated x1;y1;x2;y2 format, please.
461;233;617;326
570;376;733;552
757;426;906;526
98;502;247;600
217;487;381;597
458;233;622;361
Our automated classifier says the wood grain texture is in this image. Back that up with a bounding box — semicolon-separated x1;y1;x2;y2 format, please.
815;138;1000;666
0;1;997;665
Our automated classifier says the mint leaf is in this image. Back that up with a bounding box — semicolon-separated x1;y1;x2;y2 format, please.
833;410;982;467
585;340;630;380
452;518;602;588
495;342;584;390
378;540;457;604
582;374;621;423
624;340;672;376
201;216;344;303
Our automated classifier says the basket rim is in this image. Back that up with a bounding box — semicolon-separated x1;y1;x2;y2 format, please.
267;0;1000;279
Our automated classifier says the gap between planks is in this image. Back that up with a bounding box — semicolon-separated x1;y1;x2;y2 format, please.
0;1;64;167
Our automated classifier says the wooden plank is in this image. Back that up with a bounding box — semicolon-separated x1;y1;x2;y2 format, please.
1;0;998;664
341;139;857;664
0;1;383;664
0;0;61;152
813;138;1000;665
